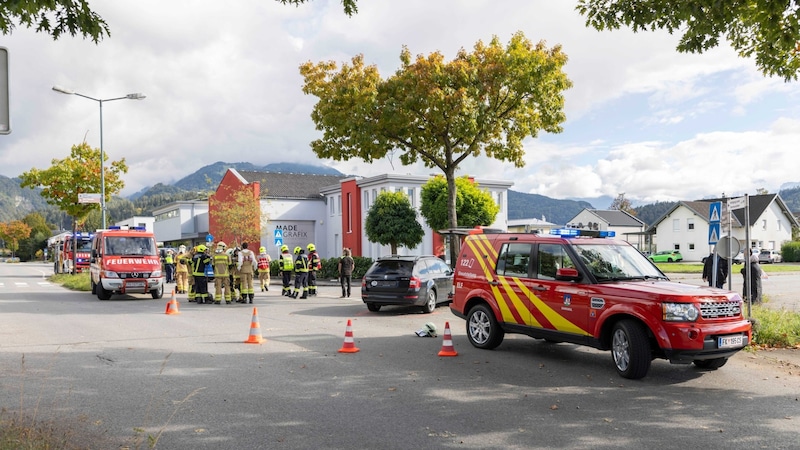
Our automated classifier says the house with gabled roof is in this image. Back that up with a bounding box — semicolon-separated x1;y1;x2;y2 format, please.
566;209;648;248
648;194;798;262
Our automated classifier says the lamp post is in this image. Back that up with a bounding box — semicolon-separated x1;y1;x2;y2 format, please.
52;86;145;229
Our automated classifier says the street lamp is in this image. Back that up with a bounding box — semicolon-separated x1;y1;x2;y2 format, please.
52;85;145;229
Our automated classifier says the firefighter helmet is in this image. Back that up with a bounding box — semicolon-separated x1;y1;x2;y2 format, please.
293;246;302;254
280;245;289;252
259;246;266;253
216;241;227;250
178;244;186;253
424;322;437;336
307;243;315;252
196;244;207;253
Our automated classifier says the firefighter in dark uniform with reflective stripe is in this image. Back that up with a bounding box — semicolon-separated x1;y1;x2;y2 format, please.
292;246;309;299
278;245;294;296
191;244;212;304
306;243;321;296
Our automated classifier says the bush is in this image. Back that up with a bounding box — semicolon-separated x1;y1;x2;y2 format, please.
780;241;800;262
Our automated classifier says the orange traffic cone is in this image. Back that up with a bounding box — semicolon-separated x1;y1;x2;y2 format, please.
244;307;265;344
338;319;360;353
437;321;458;357
165;290;180;315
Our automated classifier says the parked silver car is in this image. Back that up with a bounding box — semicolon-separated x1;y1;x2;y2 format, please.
758;249;782;264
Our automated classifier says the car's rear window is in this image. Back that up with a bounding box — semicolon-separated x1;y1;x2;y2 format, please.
370;260;414;276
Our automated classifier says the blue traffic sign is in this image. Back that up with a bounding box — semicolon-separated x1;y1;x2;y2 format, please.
274;229;283;239
274;238;283;247
708;223;720;245
708;202;721;223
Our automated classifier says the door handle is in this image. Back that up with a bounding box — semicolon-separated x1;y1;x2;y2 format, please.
532;285;547;291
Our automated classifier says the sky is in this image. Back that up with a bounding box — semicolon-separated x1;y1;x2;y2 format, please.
2;0;799;208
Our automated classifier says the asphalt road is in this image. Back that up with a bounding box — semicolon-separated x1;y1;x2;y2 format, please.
1;263;799;449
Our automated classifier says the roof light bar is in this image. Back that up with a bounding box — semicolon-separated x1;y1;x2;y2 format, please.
550;229;615;238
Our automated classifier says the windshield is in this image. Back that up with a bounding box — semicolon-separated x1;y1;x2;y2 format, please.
105;236;157;256
71;239;93;252
573;243;666;282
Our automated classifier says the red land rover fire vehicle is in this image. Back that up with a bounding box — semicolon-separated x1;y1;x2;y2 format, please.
450;228;752;379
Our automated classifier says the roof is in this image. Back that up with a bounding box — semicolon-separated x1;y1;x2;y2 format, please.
647;194;800;231
589;209;645;227
236;170;346;200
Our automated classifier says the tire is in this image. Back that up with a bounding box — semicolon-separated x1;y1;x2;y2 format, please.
421;289;437;313
96;283;111;301
611;319;651;379
693;358;728;370
366;303;381;312
667;258;673;262
466;304;504;349
151;283;164;299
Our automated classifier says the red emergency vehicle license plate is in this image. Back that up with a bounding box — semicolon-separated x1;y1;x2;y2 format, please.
126;281;146;289
718;334;744;349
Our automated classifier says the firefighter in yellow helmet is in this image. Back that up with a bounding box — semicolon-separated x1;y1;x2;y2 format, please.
213;241;232;304
257;246;272;292
306;243;321;296
278;244;294;296
292;246;309;299
191;244;212;304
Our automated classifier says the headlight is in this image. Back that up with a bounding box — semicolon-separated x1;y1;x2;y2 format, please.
102;270;120;279
663;302;699;322
151;270;162;277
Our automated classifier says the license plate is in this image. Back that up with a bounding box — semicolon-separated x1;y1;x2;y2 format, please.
126;281;146;288
718;335;743;349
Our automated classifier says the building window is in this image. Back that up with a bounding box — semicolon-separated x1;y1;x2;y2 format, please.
347;193;352;233
672;219;680;231
496;191;503;212
673;244;680;251
330;196;335;216
337;195;342;216
407;187;415;208
761;219;767;231
688;243;695;250
363;191;370;210
777;219;782;231
687;218;694;230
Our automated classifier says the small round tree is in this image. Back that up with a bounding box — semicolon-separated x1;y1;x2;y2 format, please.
365;191;424;255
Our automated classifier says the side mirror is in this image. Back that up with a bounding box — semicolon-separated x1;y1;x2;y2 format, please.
555;267;581;281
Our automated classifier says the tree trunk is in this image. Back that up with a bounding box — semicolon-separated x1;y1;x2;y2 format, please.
445;169;458;267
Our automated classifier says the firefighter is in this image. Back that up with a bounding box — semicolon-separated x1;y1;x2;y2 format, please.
306;243;321;296
186;245;197;301
175;245;189;294
257;246;272;292
237;242;258;303
292;246;309;299
164;249;176;284
213;241;232;304
278;245;294;296
191;244;212;304
229;248;242;303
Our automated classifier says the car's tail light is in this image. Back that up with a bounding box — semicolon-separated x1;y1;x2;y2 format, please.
409;276;421;289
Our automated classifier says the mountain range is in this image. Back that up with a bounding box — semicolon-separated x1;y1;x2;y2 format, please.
6;161;800;229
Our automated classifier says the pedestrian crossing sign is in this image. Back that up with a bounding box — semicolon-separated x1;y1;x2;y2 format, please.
708;223;720;245
274;238;283;247
708;202;721;223
274;229;283;239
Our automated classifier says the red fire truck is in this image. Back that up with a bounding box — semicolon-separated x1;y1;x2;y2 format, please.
49;231;94;274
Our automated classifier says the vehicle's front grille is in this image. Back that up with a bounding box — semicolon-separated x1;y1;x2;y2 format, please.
700;301;741;318
119;272;151;279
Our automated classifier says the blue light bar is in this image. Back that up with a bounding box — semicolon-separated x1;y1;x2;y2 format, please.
550;228;615;238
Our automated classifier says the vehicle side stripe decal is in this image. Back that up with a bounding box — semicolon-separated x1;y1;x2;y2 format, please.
464;235;591;337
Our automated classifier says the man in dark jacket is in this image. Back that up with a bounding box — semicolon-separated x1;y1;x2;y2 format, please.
702;253;728;289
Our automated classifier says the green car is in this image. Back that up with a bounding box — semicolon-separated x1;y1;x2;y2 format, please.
649;250;683;263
